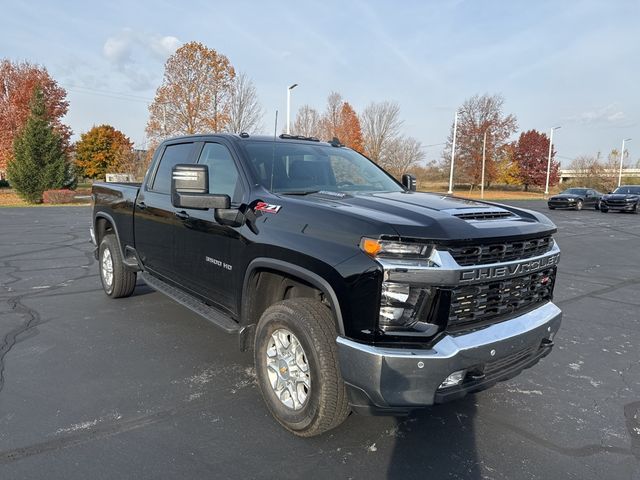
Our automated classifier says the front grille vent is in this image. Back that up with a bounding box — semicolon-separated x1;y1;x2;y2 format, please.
453;211;514;221
445;236;553;266
447;267;556;332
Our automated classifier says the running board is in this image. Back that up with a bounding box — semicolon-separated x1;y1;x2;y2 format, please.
141;272;240;334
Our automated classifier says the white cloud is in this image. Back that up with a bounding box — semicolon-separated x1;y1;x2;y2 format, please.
148;35;181;58
566;104;626;125
103;29;135;67
102;29;181;91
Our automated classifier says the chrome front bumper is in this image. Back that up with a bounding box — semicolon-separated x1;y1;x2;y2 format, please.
337;301;561;413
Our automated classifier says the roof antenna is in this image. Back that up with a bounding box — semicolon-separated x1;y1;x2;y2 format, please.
270;110;278;192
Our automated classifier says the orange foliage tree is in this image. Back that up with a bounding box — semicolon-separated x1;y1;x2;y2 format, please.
0;59;70;177
146;42;235;146
334;102;364;153
319;92;364;152
74;125;135;179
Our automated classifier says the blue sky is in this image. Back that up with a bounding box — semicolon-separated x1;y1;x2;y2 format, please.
3;0;639;165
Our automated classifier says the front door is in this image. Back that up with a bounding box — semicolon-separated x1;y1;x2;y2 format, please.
134;141;196;280
173;141;248;314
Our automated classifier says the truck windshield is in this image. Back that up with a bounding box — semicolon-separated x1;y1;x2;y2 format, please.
242;141;404;194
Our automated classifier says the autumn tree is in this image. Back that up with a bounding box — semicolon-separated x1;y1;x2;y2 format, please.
0;59;70;178
320;92;344;140
443;93;517;188
146;42;235;145
292;105;322;138
360;101;403;164
74;125;135;179
333;102;364;153
8;88;70;202
514;129;559;191
493;142;521;185
225;72;263;134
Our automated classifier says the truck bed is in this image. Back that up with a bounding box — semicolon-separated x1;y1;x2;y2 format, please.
92;182;140;253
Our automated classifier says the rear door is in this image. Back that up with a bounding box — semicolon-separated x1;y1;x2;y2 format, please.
134;141;196;279
173;140;248;314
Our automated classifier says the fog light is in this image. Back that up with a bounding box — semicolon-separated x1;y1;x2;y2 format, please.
438;370;466;389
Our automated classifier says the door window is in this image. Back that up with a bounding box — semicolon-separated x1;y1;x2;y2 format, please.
198;143;243;203
151;143;194;193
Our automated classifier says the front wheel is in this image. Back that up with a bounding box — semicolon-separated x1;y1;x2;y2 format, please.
548;206;556;210
99;233;136;298
254;298;349;437
575;200;583;211
601;206;609;213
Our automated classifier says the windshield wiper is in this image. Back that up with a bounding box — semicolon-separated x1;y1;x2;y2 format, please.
278;190;320;196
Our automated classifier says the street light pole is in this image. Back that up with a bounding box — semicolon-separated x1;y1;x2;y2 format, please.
545;126;561;196
286;83;298;134
618;138;632;187
448;111;458;194
481;129;487;199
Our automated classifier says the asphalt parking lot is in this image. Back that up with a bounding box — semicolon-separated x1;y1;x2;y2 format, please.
0;202;639;479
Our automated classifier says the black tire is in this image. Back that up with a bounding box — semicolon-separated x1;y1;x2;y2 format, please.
548;206;555;210
254;298;349;437
575;200;583;211
99;233;136;298
632;203;638;214
601;206;609;213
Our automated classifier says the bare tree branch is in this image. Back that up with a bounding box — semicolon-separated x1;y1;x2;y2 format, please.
360;101;403;164
225;72;264;134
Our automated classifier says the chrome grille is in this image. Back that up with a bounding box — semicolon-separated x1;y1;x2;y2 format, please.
445;236;553;266
447;268;556;332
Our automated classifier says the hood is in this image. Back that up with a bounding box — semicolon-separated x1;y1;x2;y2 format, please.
275;191;556;242
550;193;583;200
603;193;639;200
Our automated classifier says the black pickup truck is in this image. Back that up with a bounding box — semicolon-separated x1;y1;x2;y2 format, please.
91;133;562;436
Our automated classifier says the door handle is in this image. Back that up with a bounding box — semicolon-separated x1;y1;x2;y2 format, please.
175;211;190;221
137;201;147;210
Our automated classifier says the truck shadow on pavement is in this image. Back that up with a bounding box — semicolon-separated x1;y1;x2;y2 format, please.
386;400;480;479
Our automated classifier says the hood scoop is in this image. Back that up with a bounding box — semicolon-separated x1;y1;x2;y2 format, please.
450;208;516;221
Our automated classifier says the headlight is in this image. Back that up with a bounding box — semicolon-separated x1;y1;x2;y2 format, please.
360;238;433;259
378;282;437;334
361;237;440;337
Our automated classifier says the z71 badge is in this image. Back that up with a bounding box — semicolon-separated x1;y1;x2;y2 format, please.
254;202;281;214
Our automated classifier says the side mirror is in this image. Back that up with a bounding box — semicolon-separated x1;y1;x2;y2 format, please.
401;173;417;191
171;164;230;210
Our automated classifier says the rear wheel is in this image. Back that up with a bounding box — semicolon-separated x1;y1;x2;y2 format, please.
575;200;583;211
99;233;136;298
254;298;349;437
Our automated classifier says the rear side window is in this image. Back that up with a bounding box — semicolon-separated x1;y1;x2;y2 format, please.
151;143;194;193
198;143;243;203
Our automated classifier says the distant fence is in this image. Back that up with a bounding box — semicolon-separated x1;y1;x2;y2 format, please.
559;168;640;183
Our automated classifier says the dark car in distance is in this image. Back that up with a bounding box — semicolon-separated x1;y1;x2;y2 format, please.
547;188;603;211
600;185;640;213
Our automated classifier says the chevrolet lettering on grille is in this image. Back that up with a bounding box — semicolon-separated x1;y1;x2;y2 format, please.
459;253;560;284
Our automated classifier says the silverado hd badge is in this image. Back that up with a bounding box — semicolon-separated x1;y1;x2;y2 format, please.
459;253;560;284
